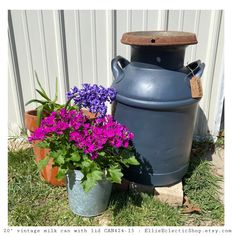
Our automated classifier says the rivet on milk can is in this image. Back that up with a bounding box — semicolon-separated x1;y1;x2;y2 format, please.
111;31;205;186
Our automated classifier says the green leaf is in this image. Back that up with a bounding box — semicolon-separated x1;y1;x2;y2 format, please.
55;155;65;165
80;156;92;169
81;170;103;192
99;151;106;156
65;96;74;110
36;89;50;101
38;156;50;170
34;71;49;99
56;167;67;180
107;165;123;184
53;77;58;102
73;163;80;168
70;152;81;162
25;99;47;106
36;105;44;126
123;156;140;166
36;141;50;148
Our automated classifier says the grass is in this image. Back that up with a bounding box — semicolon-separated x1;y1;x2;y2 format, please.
184;161;224;225
216;130;224;149
8;141;224;226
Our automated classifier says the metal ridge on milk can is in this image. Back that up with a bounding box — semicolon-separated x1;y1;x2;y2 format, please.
111;31;205;186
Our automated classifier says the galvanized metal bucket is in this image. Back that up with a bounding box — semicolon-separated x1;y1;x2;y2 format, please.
66;170;112;217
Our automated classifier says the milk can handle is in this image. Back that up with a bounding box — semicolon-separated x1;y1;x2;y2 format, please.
111;56;130;83
194;62;205;78
186;60;205;78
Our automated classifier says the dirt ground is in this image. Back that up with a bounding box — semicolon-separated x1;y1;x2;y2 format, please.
211;148;224;203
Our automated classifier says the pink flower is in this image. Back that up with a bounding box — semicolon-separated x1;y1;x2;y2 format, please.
90;153;98;160
128;132;134;140
29;108;134;161
87;144;95;152
123;141;129;148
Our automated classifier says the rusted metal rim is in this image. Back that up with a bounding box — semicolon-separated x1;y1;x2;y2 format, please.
121;31;198;46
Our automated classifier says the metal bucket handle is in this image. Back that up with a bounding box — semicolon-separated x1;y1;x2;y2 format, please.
111;55;130;83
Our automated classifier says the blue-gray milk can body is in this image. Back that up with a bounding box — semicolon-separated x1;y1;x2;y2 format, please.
111;31;205;186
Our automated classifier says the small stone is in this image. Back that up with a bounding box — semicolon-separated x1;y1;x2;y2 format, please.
129;182;154;194
97;213;112;226
154;181;183;207
98;218;111;226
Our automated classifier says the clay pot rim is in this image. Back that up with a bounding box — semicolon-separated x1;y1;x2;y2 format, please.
25;109;37;117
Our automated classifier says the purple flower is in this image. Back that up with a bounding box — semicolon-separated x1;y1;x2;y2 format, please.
66;84;117;117
66;86;79;99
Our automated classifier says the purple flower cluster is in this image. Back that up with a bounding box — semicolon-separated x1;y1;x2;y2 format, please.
29;108;134;160
66;84;116;118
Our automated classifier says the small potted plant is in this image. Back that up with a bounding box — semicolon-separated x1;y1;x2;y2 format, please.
29;108;139;217
26;79;117;187
25;72;65;186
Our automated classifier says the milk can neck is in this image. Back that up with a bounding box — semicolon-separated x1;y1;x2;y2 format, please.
130;45;187;70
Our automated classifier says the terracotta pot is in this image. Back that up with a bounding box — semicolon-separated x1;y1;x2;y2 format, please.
32;140;65;186
25;109;98;187
25;110;65;186
81;108;98;119
25;110;38;133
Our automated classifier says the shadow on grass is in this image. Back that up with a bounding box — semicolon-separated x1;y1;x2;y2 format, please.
109;190;144;217
123;147;154;186
109;141;217;219
184;140;215;180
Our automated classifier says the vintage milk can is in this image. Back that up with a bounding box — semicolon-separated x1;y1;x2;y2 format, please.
111;31;205;186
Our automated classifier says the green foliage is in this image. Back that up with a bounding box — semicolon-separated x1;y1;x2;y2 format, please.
37;135;139;192
70;152;81;162
36;141;50;149
25;71;62;126
38;156;50;170
107;165;123;183
123;156;140;166
36;105;44;127
56;168;67;180
98;151;106;156
81;170;103;192
35;120;139;192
